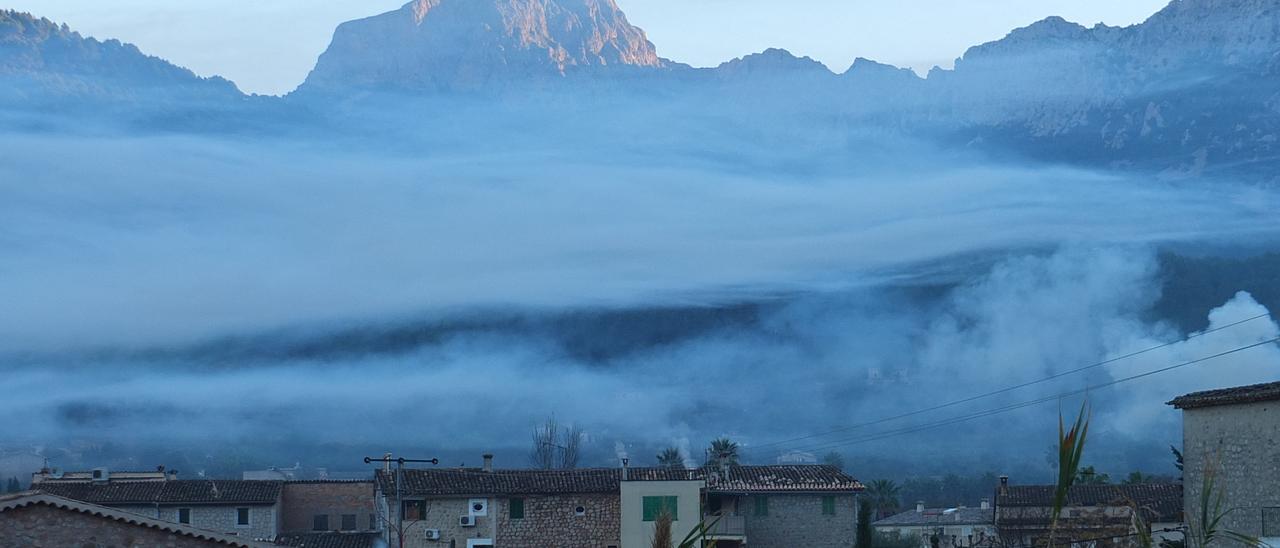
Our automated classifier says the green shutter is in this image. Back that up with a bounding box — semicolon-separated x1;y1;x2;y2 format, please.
643;496;660;521
510;498;524;519
664;496;678;521
822;496;836;515
755;496;769;516
643;496;679;521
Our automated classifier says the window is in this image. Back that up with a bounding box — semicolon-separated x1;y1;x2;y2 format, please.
312;514;329;531
754;496;769;517
369;513;378;531
236;507;250;526
822;496;836;515
177;508;191;524
402;500;427;521
510;498;525;520
341;514;357;531
642;496;679;521
1264;507;1280;537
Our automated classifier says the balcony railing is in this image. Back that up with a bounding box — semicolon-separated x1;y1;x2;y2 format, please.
704;514;746;537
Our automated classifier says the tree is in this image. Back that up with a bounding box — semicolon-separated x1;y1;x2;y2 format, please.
707;438;739;467
1074;465;1110;485
657;447;684;469
530;417;560;469
822;451;846;471
530;416;585;469
5;477;19;493
560;424;584;469
856;497;873;548
1171;446;1184;472
865;479;902;519
651;509;674;548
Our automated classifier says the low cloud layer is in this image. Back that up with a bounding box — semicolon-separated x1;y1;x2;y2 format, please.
1;131;1278;476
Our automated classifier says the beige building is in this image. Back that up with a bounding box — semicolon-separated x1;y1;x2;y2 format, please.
620;468;705;548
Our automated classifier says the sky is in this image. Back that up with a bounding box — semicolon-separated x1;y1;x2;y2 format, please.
8;0;1172;96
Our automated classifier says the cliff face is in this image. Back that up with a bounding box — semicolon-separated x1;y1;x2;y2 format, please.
297;0;664;93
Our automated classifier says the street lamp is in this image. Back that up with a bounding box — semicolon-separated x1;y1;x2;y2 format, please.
365;455;439;548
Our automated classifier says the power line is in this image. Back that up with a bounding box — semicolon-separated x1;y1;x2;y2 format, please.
779;335;1280;455
747;313;1272;453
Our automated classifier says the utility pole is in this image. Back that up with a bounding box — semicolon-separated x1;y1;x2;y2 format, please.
365;455;439;548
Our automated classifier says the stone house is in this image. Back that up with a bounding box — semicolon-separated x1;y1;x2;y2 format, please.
277;480;380;548
994;481;1182;548
874;501;996;548
33;474;283;541
376;455;622;548
1169;380;1280;547
0;491;269;547
699;464;862;548
374;455;862;548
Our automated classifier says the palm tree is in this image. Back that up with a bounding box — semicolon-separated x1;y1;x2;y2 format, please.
707;438;740;467
657;447;685;468
865;479;902;519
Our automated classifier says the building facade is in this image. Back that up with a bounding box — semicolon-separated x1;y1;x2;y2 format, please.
376;456;622;548
281;480;378;534
0;491;266;547
700;464;862;548
619;469;705;548
1170;380;1280;547
32;472;283;541
994;481;1182;548
376;458;862;548
875;502;996;548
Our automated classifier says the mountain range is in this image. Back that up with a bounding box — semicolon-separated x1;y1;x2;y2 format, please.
4;0;1280;178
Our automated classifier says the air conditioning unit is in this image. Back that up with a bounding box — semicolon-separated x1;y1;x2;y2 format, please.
459;515;476;527
424;529;442;540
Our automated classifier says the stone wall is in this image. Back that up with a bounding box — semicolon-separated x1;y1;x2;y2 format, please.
0;503;240;547
496;493;620;548
391;497;496;548
280;482;377;534
116;504;278;541
742;494;857;548
1182;400;1280;542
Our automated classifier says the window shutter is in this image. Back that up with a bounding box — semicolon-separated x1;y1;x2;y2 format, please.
510;498;525;519
823;496;836;515
755;496;769;516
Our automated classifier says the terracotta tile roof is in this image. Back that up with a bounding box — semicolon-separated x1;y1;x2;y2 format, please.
35;480;282;505
996;483;1182;522
0;491;268;546
623;467;705;481
704;465;864;494
1168;380;1280;409
378;465;861;496
378;468;622;496
875;507;994;526
274;532;380;548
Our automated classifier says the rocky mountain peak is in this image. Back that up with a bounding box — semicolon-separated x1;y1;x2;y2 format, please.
298;0;664;94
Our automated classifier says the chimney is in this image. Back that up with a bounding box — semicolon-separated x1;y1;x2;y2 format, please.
482;454;494;473
621;458;630;481
916;501;925;513
383;452;393;472
981;498;990;510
